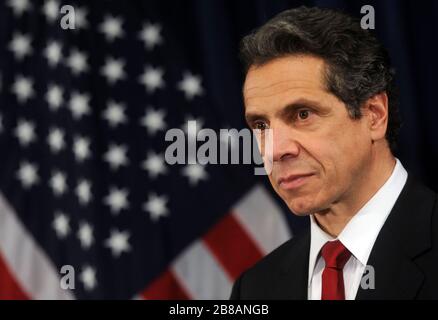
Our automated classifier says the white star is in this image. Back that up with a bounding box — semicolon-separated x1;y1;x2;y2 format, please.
140;107;166;135
104;229;131;258
47;127;65;153
101;57;126;84
8;32;32;60
14;119;36;146
104;187;129;215
69;92;90;120
73;135;91;162
143;193;169;222
99;15;124;42
104;144;129;170
46;84;64;111
177;72;204;100
15;122;36;145
43;40;62;67
102;100;127;128
66;49;88;75
49;170;68;196
142;151;168;178
139;66;165;93
52;211;70;239
79;265;97;291
182;164;209;186
42;0;59;23
16;161;39;189
77;222;94;249
7;0;31;17
11;75;34;104
74;7;88;30
139;22;163;50
76;179;92;205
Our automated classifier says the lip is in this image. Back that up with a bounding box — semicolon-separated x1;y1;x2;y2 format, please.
278;173;315;190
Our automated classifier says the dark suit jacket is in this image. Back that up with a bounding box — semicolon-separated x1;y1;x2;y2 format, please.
230;174;438;300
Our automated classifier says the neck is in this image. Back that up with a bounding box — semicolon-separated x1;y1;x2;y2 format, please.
314;150;396;237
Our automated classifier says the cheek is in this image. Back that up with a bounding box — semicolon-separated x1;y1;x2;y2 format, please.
319;121;368;162
315;126;371;192
300;132;359;191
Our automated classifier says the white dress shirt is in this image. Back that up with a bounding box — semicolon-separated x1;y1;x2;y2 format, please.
307;158;408;300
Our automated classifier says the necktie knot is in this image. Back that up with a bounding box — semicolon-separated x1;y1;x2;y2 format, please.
321;240;351;270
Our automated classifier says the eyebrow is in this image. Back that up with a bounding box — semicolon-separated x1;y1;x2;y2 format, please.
244;98;325;126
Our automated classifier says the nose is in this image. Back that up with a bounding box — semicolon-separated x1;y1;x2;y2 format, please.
270;122;300;162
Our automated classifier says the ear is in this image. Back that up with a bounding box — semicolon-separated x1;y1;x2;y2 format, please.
363;92;389;142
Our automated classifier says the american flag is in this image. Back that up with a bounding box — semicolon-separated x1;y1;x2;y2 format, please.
0;0;297;299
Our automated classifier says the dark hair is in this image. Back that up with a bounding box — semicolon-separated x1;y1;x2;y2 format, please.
240;6;401;153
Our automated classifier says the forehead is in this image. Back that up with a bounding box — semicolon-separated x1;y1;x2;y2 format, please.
243;55;327;102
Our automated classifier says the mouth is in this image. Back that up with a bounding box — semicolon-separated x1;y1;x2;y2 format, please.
277;173;315;190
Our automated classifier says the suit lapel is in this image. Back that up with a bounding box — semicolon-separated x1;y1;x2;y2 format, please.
355;226;425;299
356;175;435;299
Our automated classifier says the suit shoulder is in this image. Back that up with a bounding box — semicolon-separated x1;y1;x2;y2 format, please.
240;230;309;281
250;231;309;274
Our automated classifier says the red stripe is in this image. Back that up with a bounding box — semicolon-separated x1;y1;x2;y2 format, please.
203;212;264;280
0;251;29;300
140;269;190;300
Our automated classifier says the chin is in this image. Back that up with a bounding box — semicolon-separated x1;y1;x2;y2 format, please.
286;198;315;216
284;197;322;216
290;210;312;217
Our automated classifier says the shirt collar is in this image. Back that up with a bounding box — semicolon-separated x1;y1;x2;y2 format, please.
308;158;408;286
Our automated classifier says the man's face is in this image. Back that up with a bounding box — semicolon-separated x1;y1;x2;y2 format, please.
244;55;374;216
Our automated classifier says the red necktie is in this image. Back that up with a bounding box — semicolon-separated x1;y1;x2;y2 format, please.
321;240;352;300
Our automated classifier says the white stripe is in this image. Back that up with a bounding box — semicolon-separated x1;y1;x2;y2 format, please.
233;184;292;254
171;241;232;299
167;185;291;300
0;193;74;299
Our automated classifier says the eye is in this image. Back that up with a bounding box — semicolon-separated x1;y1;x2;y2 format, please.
253;121;269;131
297;109;311;120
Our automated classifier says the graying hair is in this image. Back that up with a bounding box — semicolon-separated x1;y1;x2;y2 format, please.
240;6;401;153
